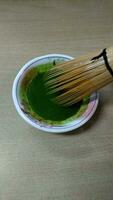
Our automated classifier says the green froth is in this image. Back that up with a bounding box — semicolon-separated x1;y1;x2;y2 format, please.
19;62;89;125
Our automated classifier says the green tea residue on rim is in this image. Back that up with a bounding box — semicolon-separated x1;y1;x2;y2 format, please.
19;60;89;125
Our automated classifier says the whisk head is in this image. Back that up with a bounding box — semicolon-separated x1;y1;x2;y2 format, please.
44;53;113;106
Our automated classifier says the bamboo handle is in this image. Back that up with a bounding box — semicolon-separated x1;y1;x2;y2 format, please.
91;46;113;78
46;46;113;106
106;46;113;71
79;46;113;77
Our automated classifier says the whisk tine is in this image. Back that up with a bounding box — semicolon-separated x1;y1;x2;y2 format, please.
46;58;105;85
62;77;113;106
46;61;105;89
45;58;94;80
47;68;106;94
54;75;112;106
55;74;112;105
44;47;113;106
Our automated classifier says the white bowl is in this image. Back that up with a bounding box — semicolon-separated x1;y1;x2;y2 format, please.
12;54;99;133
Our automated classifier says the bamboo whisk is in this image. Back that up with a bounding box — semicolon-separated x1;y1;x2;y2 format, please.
45;47;113;106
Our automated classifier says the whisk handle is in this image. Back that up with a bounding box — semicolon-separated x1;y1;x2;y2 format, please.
106;46;113;73
91;47;113;77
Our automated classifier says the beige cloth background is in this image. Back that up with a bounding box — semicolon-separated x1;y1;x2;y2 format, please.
0;0;113;199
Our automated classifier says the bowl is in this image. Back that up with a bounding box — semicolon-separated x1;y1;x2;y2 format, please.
12;54;99;133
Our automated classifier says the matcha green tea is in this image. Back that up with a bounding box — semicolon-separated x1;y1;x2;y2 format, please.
19;61;89;125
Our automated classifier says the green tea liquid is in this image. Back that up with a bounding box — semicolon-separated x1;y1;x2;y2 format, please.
27;69;82;121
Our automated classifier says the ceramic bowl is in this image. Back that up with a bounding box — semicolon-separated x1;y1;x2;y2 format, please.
12;54;99;133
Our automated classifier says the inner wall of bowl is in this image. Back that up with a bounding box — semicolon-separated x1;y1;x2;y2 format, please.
17;55;81;126
13;54;99;132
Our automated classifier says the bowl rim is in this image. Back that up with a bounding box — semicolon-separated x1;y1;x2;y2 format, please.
12;54;99;133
